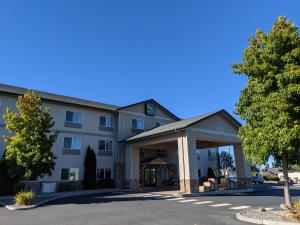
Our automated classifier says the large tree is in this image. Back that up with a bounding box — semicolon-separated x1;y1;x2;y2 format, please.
219;151;234;170
3;91;58;181
231;16;300;207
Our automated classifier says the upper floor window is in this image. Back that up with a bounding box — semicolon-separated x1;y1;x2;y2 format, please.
99;116;113;127
66;111;83;124
98;139;113;151
64;137;81;149
132;119;144;129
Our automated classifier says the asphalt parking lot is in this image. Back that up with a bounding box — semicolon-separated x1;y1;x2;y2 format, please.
0;184;299;225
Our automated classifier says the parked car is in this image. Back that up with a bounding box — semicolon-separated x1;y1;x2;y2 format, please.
252;175;264;184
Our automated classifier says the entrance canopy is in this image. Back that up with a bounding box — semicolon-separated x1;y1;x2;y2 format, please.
122;109;252;194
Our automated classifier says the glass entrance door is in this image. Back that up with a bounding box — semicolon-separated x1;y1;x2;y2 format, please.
144;168;156;187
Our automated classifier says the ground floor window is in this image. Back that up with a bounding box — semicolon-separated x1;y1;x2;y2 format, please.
97;168;112;180
61;168;79;181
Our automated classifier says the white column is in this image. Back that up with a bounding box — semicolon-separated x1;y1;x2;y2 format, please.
125;144;140;189
234;144;252;189
177;130;199;194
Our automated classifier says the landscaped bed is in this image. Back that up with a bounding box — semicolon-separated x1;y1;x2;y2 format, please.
0;188;117;210
237;208;300;225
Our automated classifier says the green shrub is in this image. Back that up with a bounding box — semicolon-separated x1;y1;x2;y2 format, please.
96;179;115;189
0;160;18;195
14;191;35;205
13;183;27;194
57;182;77;192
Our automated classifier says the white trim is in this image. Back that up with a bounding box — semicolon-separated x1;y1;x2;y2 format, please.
121;110;174;121
189;128;237;138
132;118;144;129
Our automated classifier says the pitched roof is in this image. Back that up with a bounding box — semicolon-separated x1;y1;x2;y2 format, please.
117;99;180;121
0;83;120;111
124;110;241;142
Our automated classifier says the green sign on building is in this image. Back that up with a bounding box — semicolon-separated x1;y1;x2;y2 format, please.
145;103;156;116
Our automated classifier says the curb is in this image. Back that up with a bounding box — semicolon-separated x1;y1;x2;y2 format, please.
0;188;118;211
236;212;300;225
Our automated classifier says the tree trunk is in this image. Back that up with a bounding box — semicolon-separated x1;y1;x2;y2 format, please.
282;154;292;207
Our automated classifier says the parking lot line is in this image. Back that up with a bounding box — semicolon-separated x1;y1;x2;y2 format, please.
210;203;232;207
167;197;185;201
178;199;198;203
156;195;174;199
193;201;214;205
229;206;251;210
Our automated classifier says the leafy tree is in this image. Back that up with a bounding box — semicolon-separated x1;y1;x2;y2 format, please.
83;146;97;189
231;16;300;207
3;91;58;181
220;151;234;169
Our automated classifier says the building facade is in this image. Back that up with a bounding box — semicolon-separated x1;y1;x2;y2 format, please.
0;83;251;194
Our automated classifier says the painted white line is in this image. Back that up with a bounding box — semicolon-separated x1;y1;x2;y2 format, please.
156;195;174;199
230;206;251;210
131;193;153;197
193;201;214;205
144;194;162;197
178;199;198;203
167;197;185;201
210;203;232;207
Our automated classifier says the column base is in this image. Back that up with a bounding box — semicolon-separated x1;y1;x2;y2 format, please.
179;179;199;194
124;179;139;190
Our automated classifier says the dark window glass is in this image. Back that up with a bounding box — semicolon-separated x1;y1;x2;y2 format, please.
98;140;105;150
64;137;72;148
106;140;112;151
198;169;201;178
61;168;69;180
100;116;106;126
132;119;137;128
97;169;104;180
66;111;74;122
105;168;111;179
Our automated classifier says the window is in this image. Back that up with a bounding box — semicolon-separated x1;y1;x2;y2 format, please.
198;169;201;178
65;111;83;124
155;122;161;127
132;119;144;129
98;139;113;151
105;168;112;179
61;168;79;180
208;149;216;161
64;137;81;149
97;168;112;180
0;99;2;107
216;126;223;133
99;116;113;127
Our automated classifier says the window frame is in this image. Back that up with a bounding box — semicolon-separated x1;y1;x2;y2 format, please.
61;168;79;181
132;118;144;129
96;168;112;180
65;110;83;124
99;115;113;128
98;139;113;151
64;137;81;150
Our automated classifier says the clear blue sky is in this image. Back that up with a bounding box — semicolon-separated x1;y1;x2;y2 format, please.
0;1;300;120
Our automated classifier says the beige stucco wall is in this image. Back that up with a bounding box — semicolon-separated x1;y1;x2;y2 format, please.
0;93;116;181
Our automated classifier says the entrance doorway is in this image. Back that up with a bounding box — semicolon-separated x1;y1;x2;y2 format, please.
144;167;156;187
